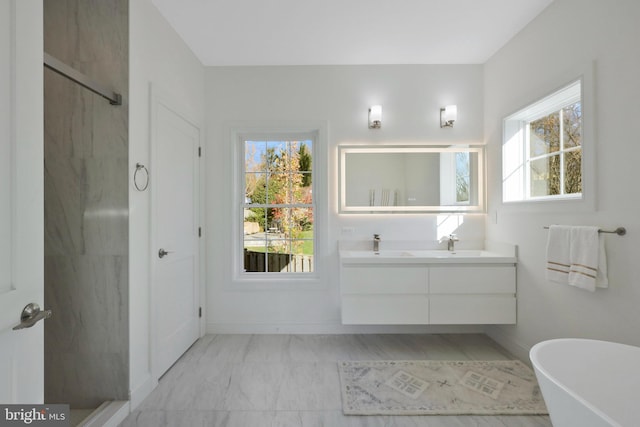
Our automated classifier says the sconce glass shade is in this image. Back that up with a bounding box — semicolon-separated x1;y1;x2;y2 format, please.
368;105;382;129
440;105;457;128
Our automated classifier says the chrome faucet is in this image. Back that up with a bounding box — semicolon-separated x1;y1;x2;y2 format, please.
373;234;381;253
447;234;459;251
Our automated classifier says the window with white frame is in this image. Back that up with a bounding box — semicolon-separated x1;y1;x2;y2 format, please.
503;80;582;202
241;135;315;274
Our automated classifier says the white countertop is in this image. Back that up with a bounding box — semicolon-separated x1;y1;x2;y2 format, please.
339;240;517;264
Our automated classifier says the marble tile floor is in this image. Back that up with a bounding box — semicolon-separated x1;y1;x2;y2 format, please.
120;334;552;427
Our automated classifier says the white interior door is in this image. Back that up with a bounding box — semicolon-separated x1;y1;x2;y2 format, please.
151;88;201;378
0;0;45;403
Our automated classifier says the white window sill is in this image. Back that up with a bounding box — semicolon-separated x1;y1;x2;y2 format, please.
228;274;325;292
500;193;594;214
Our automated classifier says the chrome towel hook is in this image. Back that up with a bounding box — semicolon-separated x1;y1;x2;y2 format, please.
134;162;149;191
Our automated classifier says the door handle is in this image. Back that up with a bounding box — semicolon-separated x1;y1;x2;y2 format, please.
12;303;52;331
158;248;174;259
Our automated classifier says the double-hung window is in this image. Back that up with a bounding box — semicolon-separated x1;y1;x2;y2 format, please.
241;135;315;274
503;80;583;202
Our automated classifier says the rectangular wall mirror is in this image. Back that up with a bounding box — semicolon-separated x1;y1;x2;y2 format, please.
338;145;485;213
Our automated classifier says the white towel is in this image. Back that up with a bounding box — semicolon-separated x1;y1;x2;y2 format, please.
568;226;608;291
546;225;571;284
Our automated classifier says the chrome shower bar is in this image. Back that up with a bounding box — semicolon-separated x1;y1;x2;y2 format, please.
543;226;626;236
44;52;122;106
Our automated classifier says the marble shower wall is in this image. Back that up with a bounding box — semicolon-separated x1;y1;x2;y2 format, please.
44;0;129;408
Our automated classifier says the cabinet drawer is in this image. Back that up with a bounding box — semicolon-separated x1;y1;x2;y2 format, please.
341;295;429;324
341;265;428;294
429;295;516;324
429;266;515;294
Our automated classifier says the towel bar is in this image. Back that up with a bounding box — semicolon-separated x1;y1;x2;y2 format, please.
543;226;626;236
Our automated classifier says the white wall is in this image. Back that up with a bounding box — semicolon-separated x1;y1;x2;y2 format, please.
206;65;486;333
484;0;640;361
129;0;205;408
0;0;11;294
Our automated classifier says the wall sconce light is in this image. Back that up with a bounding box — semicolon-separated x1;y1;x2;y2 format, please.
440;105;457;128
368;105;382;129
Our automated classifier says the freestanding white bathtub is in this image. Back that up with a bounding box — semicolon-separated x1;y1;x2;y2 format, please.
530;339;640;427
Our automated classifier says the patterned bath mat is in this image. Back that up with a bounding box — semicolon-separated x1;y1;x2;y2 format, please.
338;360;548;415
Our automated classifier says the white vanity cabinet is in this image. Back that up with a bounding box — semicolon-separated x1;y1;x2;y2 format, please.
341;265;429;324
339;251;517;325
428;265;516;324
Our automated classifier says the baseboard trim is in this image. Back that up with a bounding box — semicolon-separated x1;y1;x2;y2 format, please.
129;373;156;411
82;401;129;427
206;322;484;335
485;326;531;364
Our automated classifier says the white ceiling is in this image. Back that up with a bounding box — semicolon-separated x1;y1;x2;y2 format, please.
151;0;554;66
